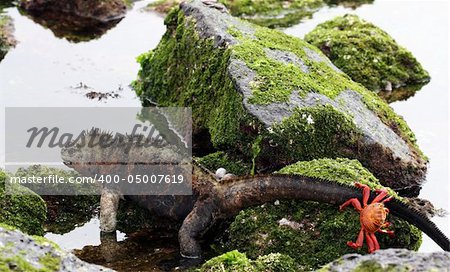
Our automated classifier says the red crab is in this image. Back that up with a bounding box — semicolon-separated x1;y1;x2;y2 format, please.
339;183;395;253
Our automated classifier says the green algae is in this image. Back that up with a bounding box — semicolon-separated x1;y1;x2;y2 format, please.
196;152;251;176
227;24;422;156
13;165;99;234
146;0;324;28
277;158;400;199
224;158;421;270
134;8;260;151
0;224;62;272
197;250;301;272
219;0;324;28
304;14;430;94
265;105;361;165
0;170;47;236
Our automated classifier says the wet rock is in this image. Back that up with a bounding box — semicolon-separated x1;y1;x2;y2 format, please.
224;158;422;270
147;0;324;28
0;224;113;271
0;170;47;236
20;0;126;22
0;14;16;61
319;248;450;272
13;165;100;234
305;14;430;103
323;0;374;9
19;0;126;42
134;0;428;194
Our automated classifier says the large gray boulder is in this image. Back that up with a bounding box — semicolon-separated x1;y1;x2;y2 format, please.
319;248;450;271
0;224;113;271
134;0;427;195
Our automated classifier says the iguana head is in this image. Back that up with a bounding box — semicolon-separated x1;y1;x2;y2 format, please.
61;128;184;176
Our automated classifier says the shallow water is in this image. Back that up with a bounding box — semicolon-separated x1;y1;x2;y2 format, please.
0;0;448;270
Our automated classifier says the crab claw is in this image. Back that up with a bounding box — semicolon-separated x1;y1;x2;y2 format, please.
346;241;361;249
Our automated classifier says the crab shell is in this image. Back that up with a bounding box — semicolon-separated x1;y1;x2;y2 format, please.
360;202;388;233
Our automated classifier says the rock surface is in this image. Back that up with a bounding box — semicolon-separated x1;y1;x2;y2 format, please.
147;0;370;28
135;0;427;194
0;224;113;271
0;170;47;236
305;14;430;102
0;14;16;61
223;158;422;270
20;0;127;22
319;248;450;271
19;0;125;42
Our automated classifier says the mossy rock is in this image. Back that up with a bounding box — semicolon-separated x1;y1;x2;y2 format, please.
223;158;422;270
11;165;171;235
196;151;252;176
0;223;111;271
147;0;325;28
305;14;430;102
197;250;302;272
0;14;15;61
0;170;47;236
13;165;99;234
318;248;450;272
134;0;427;194
323;0;374;9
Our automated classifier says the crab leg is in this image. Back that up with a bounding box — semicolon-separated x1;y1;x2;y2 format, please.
355;183;370;207
347;228;364;249
365;232;376;253
339;198;362;212
372;189;388;203
378;228;395;238
370;232;380;251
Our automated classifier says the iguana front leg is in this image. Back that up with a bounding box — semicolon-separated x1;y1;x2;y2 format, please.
99;188;122;233
178;199;216;258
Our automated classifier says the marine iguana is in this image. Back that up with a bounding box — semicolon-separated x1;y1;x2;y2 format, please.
61;131;450;258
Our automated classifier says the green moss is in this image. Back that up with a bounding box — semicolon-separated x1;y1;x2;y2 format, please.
134;8;259;151
197;250;301;272
199;250;254;272
0;14;12;61
227;22;423;158
224;159;421;270
196;152;251;176
219;0;325;28
265;105;361;163
253;253;302;271
136;3;425;171
38;253;60;272
277;158;400;199
0;170;47;236
146;0;324;28
305;14;430;94
0;226;62;272
13;165;99;234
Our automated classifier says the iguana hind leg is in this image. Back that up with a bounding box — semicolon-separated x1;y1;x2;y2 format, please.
100;188;122;233
178;200;216;259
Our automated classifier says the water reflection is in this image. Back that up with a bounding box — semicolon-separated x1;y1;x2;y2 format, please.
20;9;123;43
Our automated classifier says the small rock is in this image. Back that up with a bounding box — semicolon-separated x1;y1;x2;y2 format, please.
215;168;227;179
222;173;235;180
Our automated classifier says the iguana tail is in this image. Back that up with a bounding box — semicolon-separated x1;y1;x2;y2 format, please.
218;174;450;251
179;174;449;258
